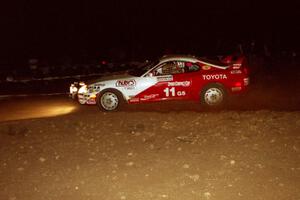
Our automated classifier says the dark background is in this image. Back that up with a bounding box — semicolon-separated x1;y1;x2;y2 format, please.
1;1;300;66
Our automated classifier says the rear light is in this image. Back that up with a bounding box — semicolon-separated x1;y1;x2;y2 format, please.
234;82;242;87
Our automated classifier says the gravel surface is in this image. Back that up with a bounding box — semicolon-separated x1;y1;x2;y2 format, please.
0;110;299;200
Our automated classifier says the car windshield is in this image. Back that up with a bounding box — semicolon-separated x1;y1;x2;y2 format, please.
128;60;159;77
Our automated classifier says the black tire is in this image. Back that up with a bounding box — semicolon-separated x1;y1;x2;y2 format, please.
97;89;124;111
200;83;227;108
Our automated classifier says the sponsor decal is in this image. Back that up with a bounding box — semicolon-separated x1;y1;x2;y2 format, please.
168;81;191;87
141;94;159;101
157;76;173;82
202;65;211;70
233;63;242;68
116;79;136;89
128;98;140;103
86;99;96;104
230;70;242;74
202;74;227;80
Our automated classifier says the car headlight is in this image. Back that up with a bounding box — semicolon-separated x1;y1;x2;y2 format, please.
70;84;78;93
78;85;87;94
70;87;78;93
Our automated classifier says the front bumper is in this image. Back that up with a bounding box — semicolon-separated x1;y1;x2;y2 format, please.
77;93;97;105
230;77;250;93
69;82;96;105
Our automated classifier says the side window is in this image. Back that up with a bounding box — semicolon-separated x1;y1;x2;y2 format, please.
184;62;200;73
152;61;185;76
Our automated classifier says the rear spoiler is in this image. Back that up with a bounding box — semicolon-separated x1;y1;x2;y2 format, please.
221;55;246;69
197;57;230;69
221;55;249;75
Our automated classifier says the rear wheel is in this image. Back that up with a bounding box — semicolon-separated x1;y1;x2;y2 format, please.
97;90;124;111
200;83;227;108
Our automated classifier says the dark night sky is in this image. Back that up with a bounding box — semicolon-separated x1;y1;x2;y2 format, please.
1;1;300;64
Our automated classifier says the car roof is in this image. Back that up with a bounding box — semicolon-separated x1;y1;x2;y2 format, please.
159;54;199;63
159;54;229;69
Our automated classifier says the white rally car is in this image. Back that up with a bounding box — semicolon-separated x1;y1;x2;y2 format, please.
70;55;249;111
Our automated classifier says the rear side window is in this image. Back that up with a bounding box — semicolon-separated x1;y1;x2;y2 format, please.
184;62;200;73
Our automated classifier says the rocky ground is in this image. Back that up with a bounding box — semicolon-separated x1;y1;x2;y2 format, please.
0;109;299;200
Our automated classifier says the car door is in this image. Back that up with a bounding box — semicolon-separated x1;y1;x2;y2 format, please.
151;61;193;101
132;63;172;102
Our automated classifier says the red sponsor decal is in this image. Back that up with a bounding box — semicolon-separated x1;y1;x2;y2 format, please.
86;99;96;104
128;98;140;103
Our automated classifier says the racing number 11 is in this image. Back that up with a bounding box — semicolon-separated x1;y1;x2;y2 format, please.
164;87;175;97
164;87;186;97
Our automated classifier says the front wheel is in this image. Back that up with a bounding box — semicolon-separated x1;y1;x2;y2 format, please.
97;90;124;111
200;84;227;108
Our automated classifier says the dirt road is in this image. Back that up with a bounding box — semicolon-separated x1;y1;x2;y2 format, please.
0;105;300;200
0;70;300;200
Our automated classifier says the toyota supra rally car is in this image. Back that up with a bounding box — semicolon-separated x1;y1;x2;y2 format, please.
70;55;249;111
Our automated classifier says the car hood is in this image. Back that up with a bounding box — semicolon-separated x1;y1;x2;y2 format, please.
86;73;135;85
